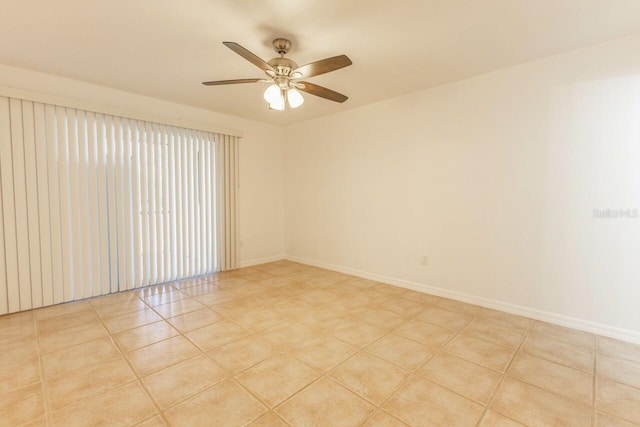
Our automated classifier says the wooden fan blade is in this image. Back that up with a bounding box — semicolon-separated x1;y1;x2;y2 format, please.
202;78;267;86
223;41;274;72
293;55;352;78
297;81;348;103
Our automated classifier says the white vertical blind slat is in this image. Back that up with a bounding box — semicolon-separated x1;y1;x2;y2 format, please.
76;110;93;299
10;99;32;310
162;126;171;281
123;119;135;290
68;108;84;301
96;114;111;296
34;102;54;307
0;97;19;312
21;101;43;308
87;112;102;297
154;124;164;283
168;128;177;281
132;120;143;288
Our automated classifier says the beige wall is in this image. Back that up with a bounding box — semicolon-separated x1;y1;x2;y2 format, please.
284;35;640;338
0;64;286;266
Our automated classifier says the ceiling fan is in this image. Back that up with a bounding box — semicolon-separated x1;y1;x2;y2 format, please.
202;38;352;110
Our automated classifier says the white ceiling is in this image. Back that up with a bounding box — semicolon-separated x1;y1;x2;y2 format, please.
2;0;640;126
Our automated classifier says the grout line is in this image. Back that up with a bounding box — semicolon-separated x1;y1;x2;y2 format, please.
474;316;534;427
34;314;53;427
90;297;172;426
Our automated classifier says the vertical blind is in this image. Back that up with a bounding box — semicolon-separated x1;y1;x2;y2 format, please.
0;96;238;315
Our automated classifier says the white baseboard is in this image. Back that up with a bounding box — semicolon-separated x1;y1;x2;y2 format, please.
285;255;640;344
238;254;286;268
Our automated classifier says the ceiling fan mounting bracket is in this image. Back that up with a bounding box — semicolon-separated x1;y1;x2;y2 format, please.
272;38;292;55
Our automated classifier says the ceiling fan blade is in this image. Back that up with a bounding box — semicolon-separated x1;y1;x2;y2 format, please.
297;81;348;103
223;41;274;73
293;55;352;78
202;78;267;86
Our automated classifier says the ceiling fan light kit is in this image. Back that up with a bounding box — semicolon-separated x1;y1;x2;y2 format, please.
202;38;352;111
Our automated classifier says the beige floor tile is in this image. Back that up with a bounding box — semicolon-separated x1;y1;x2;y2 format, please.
185;320;247;351
414;306;473;331
479;411;525;426
296;289;342;305
384;376;483;426
103;307;163;334
462;316;525;349
377;297;425;317
445;335;515;372
153;298;205;318
37;309;100;334
39;321;109;354
294;308;348;330
20;416;47;427
400;290;443;305
94;298;147;319
365;334;433;371
330;352;409;405
362;410;409;426
164;380;266;426
371;283;407;296
291;335;358;372
436;299;482;315
323;282;363;296
0;320;36;348
167;308;223;333
227;308;286;331
491;378;592;427
179;283;219;297
127;335;200;376
522;331;594;373
247;411;289;427
260;321;318;350
113;321;180;353
417;353;502;404
329;319;387;347
142;355;227;409
508;353;593;404
89;290;141;308
596;412;638;427
136;283;178;298
597;336;640;364
598;354;640;389
34;301;90;321
394;319;455;348
532;321;595;349
47;356;135;410
51;381;157;427
135;415;167;427
478;308;531;332
208;334;277;374
276;377;375;427
343;277;380;289
236;354;320;407
0;341;40;394
0;383;45;426
356;308;407;331
42;336;120;378
597;378;640;425
141;290;187;307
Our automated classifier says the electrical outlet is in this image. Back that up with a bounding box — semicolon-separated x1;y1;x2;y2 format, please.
419;254;429;266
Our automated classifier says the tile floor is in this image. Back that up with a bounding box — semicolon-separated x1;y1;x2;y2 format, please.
1;260;639;426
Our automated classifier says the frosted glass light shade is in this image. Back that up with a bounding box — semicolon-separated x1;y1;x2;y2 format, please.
263;85;281;104
288;88;304;108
